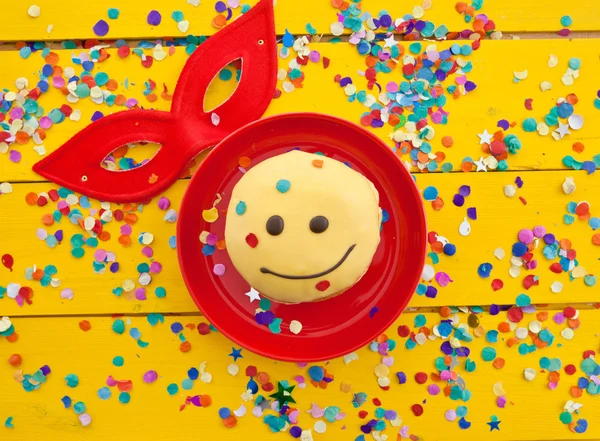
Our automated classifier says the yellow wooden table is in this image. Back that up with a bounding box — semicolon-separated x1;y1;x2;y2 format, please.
1;1;600;440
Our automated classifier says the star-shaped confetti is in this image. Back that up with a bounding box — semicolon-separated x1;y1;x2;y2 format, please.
269;382;296;406
229;347;243;362
383;35;398;48
478;129;493;144
553;121;571;140
245;287;260;302
487;419;501;431
474;157;487;172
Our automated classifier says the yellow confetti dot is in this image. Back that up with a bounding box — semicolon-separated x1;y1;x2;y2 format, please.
202;207;219;223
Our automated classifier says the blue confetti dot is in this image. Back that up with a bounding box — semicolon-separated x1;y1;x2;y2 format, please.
308;366;325;382
219;407;231;418
560;15;573;26
423;186;438;201
236;201;246;215
168;236;177;249
181;379;194;390
98;387;111;400
61;396;72;408
276;179;291;193
477;263;493;278
171;322;183;333
443;243;456;256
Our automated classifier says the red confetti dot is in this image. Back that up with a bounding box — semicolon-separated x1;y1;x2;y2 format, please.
315;280;330;292
411;404;424;416
507;307;524;323
414;372;428;384
563;307;576;319
245;233;258;248
197;323;211;335
491;279;504;291
549;263;563;274
358;410;368;419
583;350;596;359
245;366;257;377
564;364;576;375
372;398;381;406
8;354;22;367
524;98;533;110
523;274;539;290
397;325;410;337
262;382;274;392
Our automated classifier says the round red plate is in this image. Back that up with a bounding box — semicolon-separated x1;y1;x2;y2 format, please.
178;113;426;362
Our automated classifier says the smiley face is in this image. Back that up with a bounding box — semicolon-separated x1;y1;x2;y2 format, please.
225;150;381;304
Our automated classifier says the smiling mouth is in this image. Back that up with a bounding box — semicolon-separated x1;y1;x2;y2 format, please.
259;244;356;280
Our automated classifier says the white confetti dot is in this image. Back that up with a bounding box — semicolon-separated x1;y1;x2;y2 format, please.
187;0;201;5
282;81;295;93
523;368;536;381
28;4;41;17
0;182;13;194
492;381;506;396
7;283;20;299
540;81;552;91
515;327;528;340
548;54;558;67
551;281;563;293
568;114;584;130
562;177;576;195
377;376;391;387
211;113;220;126
458;218;471;236
138;272;152;286
61;288;74;300
289;320;302;335
493;247;505;260
528;320;542;334
200;372;212;383
343;352;358;364
0;316;13;333
233;404;246;417
330;22;344;36
509;265;521;278
561;73;574;86
421;264;434;281
122;279;135;292
561;328;575;340
504;184;516;198
513;70;528;80
314;421;327;434
227;364;239;376
178;20;190;33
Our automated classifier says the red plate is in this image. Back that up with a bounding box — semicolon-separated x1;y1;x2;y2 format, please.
178;113;426;362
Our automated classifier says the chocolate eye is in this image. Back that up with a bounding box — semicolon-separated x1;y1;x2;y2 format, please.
309;216;329;233
266;215;284;236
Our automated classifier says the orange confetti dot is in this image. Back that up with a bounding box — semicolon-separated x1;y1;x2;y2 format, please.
312;159;324;168
118;235;132;247
148;173;158;184
25;192;38;205
41;214;54;226
212;14;227;29
238;156;252;168
566;93;579;105
461;161;473;172
455;2;467;13
493;358;505;369
45;52;59;65
498;322;511;333
441;136;454;147
180;341;192;352
8;354;22;367
257;372;270;385
106;79;118;91
99;231;111;241
548;371;560;383
439;306;451;317
431;197;444;211
559;238;572;250
536;311;549;321
570;386;583;398
200;395;212;407
506;337;519;347
216;239;226;250
223;415;237;428
79;320;92;331
331;0;343;8
572;142;585;153
124;213;138;225
6;332;18;343
592;233;600;245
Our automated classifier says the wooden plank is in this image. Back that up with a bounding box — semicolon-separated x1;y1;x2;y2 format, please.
2;39;600;183
1;311;599;440
1;169;598;317
1;0;599;41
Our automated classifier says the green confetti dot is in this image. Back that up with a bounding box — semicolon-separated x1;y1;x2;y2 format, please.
167;383;179;395
108;8;120;19
560;15;573;27
481;347;496;361
113;356;124;367
560;411;573;424
522;118;537;132
236;201;246;215
119;392;131;404
73;402;86;415
276;179;291;193
112;319;125;334
155;287;166;298
71;247;85;258
259;297;271;311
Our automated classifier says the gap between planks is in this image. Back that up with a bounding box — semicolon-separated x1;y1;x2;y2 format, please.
0;31;599;52
11;302;600;320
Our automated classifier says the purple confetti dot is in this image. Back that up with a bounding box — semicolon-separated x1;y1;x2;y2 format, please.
489;304;500;315
558;28;571;36
339;77;352;87
40;365;51;375
379;14;392;28
459;185;471;197
91;111;104;122
93;20;110;37
440;341;453;355
157;197;170;210
467;207;477;220
396;372;407;384
9;150;22;163
464;81;477;92
497;119;510;130
453;194;465;207
425;285;438;298
142;246;153;258
190;396;202;406
215;1;227;12
143;370;158;383
55;230;64;242
147;10;162;26
456;346;470;357
110;262;120;273
515;176;524;188
369;306;379;318
135;288;146;300
544;233;556;245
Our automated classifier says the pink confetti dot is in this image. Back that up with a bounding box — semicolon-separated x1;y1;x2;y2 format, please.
149;262;162;274
518;228;534;244
144;370;158;383
213;264;226;276
206;233;218;246
496;396;507;408
142;246;154;258
94;249;107;261
135;288;147;300
157;197;170;210
427;384;441;395
120;224;132;235
106;376;118;387
9;150;21;163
